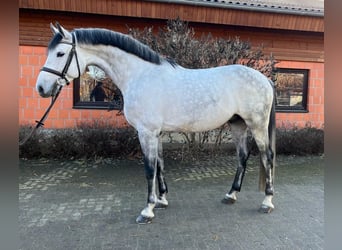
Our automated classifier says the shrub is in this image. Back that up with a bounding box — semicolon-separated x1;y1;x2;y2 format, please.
19;123;140;159
19;124;323;159
128;18;275;76
275;124;324;155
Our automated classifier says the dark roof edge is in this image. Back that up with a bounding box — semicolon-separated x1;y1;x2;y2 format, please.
147;0;324;17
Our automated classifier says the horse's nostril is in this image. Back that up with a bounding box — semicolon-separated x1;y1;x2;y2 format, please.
38;86;44;94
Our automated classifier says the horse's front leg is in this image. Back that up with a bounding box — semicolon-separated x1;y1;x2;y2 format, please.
155;138;168;209
136;130;159;224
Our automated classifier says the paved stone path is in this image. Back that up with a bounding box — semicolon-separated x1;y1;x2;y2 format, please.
19;155;324;249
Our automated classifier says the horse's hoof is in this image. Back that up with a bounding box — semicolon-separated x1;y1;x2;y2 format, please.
259;205;274;213
154;202;168;209
221;197;236;204
136;214;153;224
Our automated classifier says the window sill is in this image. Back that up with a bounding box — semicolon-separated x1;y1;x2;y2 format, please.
275;109;309;113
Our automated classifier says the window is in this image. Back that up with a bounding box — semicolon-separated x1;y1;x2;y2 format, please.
274;68;309;112
73;65;123;110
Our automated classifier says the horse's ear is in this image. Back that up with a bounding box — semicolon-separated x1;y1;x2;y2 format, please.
55;22;72;41
55;22;65;36
50;23;59;35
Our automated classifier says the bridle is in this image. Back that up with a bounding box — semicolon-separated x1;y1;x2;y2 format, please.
40;32;81;87
19;33;81;146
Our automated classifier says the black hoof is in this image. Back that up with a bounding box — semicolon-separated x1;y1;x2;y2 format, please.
258;205;274;213
136;214;153;224
221;197;236;204
155;202;168;209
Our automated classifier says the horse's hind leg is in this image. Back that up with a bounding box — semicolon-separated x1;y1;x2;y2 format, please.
222;117;250;204
251;126;275;213
155;138;168;209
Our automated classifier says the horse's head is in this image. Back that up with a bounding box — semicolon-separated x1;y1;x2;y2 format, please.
36;23;84;97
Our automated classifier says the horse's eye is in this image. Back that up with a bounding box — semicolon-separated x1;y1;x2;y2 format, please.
57;52;65;57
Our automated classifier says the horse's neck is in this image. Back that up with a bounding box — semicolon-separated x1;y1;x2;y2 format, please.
80;45;153;94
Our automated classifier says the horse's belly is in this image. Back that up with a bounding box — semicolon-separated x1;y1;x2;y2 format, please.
161;107;233;132
162;120;226;132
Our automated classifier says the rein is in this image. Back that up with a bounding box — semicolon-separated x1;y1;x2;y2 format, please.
19;85;63;146
20;32;80;146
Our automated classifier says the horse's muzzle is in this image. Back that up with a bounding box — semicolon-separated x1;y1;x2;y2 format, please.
37;81;61;98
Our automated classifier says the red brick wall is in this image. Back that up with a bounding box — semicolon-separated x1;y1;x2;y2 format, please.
19;46;324;129
275;61;324;128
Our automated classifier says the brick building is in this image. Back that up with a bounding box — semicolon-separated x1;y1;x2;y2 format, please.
19;0;324;128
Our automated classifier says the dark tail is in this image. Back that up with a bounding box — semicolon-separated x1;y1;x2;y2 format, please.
259;80;276;191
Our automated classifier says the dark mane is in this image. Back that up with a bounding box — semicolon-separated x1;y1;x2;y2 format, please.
76;28;165;65
48;28;178;66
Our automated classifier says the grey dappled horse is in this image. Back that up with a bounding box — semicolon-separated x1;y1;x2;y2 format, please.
36;23;276;224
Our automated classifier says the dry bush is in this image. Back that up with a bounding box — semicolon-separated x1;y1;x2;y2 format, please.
128;18;275;75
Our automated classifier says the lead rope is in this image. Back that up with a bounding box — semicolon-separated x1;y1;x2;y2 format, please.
19;85;63;146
